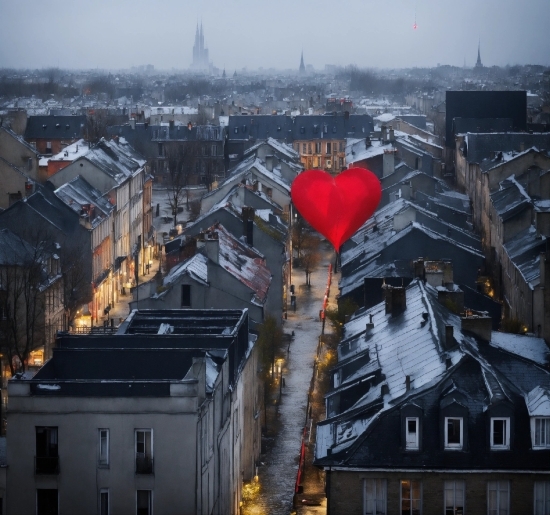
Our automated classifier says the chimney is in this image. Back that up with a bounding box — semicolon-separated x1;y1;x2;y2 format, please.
130;119;136;130
265;155;274;172
438;287;464;314
365;136;371;148
444;325;456;349
198;231;219;264
383;149;396;177
389;125;395;142
242;207;255;246
381;125;388;143
383;285;407;316
405;375;411;391
413;258;426;281
366;313;374;331
461;313;492;342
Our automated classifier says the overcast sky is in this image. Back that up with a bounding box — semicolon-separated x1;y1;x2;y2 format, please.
0;0;549;72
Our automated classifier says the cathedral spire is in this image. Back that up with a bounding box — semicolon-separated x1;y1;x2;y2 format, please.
475;39;483;68
299;51;305;74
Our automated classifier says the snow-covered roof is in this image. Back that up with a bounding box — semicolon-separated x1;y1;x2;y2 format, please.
491;332;550;367
526;386;550;417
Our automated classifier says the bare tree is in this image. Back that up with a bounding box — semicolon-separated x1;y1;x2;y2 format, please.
85;110;116;144
291;216;309;260
165;143;199;227
59;243;93;330
301;234;321;286
0;233;49;374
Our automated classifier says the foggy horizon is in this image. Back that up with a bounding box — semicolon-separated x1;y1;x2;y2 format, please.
1;0;549;73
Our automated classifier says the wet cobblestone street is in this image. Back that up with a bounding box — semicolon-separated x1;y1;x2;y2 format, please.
242;243;334;515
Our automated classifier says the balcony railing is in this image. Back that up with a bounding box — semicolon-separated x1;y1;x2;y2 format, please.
135;454;154;474
35;456;59;474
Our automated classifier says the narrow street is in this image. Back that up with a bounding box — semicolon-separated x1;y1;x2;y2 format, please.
243;242;336;515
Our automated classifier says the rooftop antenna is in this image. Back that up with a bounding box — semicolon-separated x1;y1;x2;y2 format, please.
413;0;418;30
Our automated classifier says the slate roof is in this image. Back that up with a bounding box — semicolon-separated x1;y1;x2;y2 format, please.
76;138;145;186
490;178;531;221
243;137;299;161
212;223;272;305
24;115;86;140
151;124;224;142
12;309;250;396
0;228;36;266
503;226;546;289
54;176;114;228
315;279;550;471
465;133;550;165
227;114;374;142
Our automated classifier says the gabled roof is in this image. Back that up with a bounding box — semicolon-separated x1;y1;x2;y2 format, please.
465;133;550;164
243;137;299;161
490;177;531;221
503;226;546;288
24;115;86;140
213;223;271;305
54;176;114;228
75;138;145;186
0;126;40;156
0;228;36;266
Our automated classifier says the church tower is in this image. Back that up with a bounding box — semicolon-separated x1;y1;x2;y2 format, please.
191;21;211;71
475;40;483;69
299;51;306;74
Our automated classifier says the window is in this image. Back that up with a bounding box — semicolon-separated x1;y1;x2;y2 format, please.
326;142;332;154
339;157;344;168
532;418;550;448
35;427;59;474
490;418;510;449
405;417;419;450
308;143;312;154
100;489;109;515
37;489;58;515
46;141;52;151
137;490;152;515
99;429;109;466
202;146;208;156
157;143;163;157
535;481;550;515
401;480;421;515
487;481;509;515
364;479;386;515
265;187;273;198
326;160;332;169
181;285;191;308
211;145;217;156
135;429;153;474
445;417;463;449
302;143;307;154
444;480;464;515
315;142;321;153
339;141;345;152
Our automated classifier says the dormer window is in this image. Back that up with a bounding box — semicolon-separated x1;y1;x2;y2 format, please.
526;387;550;450
444;417;463;449
490;418;510;450
405;417;419;450
533;418;550;449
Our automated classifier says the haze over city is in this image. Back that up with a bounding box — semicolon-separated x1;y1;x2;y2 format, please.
1;0;549;71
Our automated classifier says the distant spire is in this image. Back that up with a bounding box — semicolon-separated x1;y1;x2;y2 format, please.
299;51;305;74
475;39;483;68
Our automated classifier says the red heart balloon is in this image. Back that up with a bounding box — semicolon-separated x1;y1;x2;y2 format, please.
291;167;381;251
